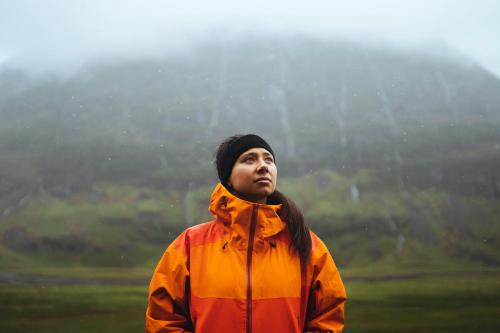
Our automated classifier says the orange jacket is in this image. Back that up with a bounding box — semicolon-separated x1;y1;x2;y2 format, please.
146;183;346;333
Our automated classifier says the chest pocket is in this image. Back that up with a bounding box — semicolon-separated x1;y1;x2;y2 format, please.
190;240;247;299
251;242;302;299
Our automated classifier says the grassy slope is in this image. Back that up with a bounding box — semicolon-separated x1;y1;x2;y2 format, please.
0;184;188;270
1;170;499;273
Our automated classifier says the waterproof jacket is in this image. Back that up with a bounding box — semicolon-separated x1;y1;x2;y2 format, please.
146;183;346;333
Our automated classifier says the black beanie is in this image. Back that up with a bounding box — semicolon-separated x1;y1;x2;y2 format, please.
216;134;275;186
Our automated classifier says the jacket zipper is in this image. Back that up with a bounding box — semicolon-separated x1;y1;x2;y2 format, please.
246;205;258;333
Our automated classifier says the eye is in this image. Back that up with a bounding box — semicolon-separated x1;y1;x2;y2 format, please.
242;156;254;163
265;157;274;163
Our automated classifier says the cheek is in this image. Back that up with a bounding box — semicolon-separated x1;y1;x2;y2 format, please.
270;165;278;179
230;165;252;186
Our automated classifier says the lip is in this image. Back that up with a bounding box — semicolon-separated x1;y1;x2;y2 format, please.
255;177;272;183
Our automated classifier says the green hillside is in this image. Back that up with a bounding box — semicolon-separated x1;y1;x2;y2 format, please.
0;37;499;272
0;170;498;271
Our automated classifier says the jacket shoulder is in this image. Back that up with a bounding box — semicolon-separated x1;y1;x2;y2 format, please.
309;230;334;260
167;219;220;256
182;219;224;248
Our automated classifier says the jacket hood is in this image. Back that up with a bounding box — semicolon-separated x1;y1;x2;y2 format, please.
208;182;286;238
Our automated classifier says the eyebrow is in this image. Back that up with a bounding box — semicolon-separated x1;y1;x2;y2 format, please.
239;151;273;159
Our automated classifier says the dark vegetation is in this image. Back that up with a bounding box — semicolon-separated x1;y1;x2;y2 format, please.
1;271;499;332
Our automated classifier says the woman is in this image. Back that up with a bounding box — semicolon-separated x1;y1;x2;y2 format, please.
146;134;346;333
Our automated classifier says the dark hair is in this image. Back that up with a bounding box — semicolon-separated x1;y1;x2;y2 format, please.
215;135;312;262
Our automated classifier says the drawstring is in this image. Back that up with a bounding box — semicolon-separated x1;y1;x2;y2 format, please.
222;239;275;250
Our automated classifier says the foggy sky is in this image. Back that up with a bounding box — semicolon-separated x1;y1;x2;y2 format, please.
1;0;499;77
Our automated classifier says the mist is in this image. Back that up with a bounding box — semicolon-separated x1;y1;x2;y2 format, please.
1;0;499;77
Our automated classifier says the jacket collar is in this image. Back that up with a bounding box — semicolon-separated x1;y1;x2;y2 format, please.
208;183;286;238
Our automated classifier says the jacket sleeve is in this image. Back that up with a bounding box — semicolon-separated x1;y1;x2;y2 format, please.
304;235;347;333
146;230;193;333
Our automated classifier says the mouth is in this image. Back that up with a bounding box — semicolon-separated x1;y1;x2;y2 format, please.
255;177;272;184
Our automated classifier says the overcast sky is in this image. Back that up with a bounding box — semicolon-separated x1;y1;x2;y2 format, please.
1;0;499;77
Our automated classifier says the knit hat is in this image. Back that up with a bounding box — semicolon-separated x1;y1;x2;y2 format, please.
216;134;275;187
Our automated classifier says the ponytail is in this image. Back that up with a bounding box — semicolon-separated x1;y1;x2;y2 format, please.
268;190;312;263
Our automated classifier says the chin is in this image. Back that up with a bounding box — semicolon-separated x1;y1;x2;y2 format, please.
258;188;274;198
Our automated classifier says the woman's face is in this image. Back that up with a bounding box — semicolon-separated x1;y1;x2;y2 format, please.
228;147;277;204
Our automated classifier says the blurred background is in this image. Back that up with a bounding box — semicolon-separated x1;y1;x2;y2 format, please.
0;1;499;332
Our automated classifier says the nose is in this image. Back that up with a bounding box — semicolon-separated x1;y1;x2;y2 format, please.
256;159;268;173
